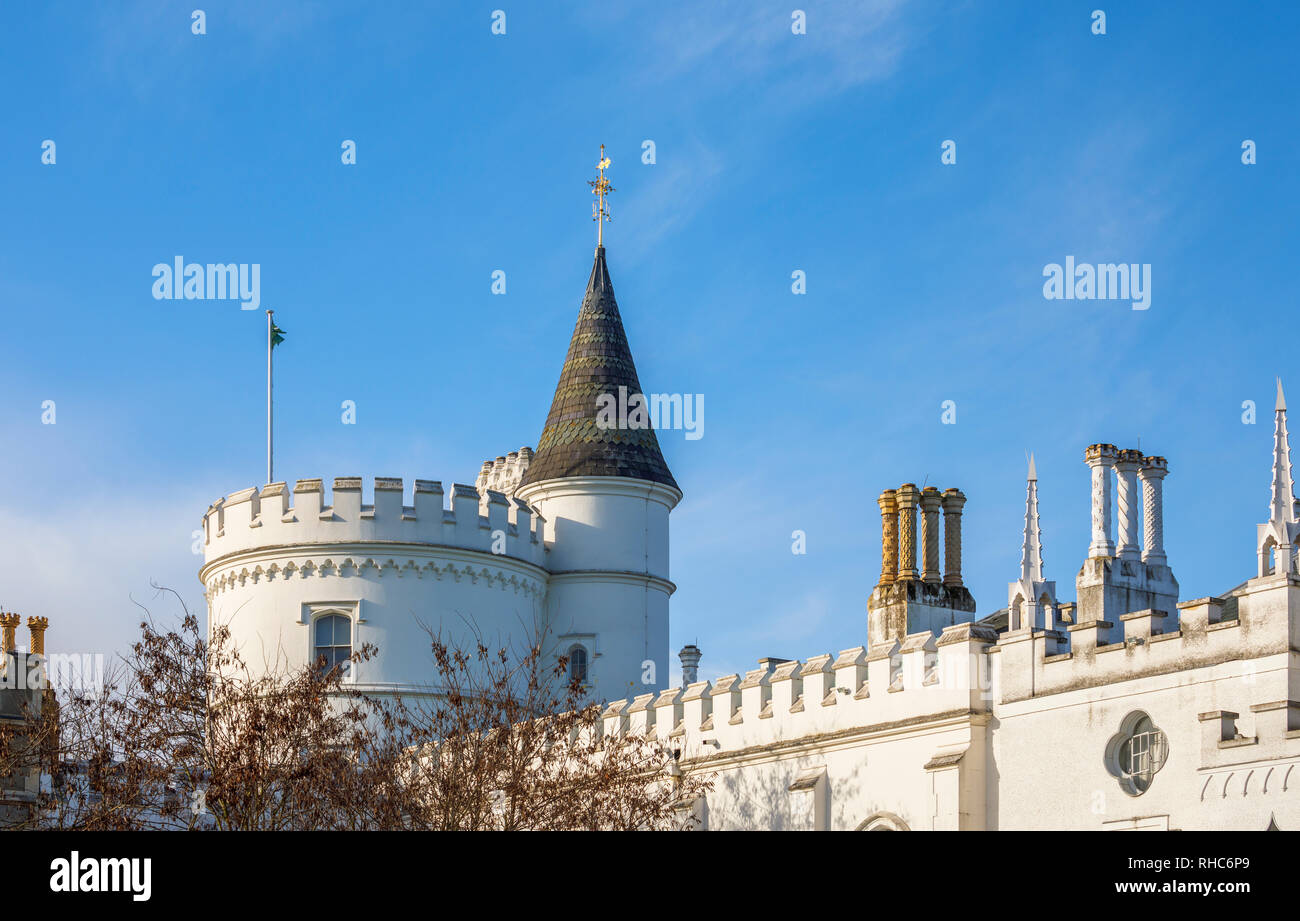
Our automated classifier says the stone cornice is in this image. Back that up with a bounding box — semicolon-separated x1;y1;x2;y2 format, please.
679;709;990;770
516;475;682;511
201;542;549;599
201;539;550;587
546;569;676;595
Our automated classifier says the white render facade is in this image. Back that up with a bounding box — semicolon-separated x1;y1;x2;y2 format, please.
638;389;1300;830
198;242;1300;830
199;469;679;703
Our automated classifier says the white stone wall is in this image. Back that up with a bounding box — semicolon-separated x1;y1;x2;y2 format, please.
517;476;679;699
201;473;677;700
198;466;1300;830
602;576;1300;831
201;477;549;696
604;624;995;830
992;654;1297;830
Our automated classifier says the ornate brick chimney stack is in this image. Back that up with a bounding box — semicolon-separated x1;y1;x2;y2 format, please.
941;488;966;588
877;490;898;586
0;614;19;656
869;482;976;650
920;487;943;584
26;618;48;656
1085;443;1118;558
1076;443;1178;634
1115;448;1145;562
895;484;920;582
1140;456;1168;566
0;613;49;824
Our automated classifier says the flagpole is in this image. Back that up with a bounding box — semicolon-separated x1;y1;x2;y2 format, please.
266;309;274;485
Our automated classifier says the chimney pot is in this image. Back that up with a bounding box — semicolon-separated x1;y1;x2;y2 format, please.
895;484;921;581
877;490;898;586
920;487;943;584
26;616;48;656
679;644;702;685
941;488;967;587
0;613;20;655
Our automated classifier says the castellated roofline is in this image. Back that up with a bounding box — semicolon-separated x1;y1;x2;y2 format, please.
995;574;1295;705
597;623;1000;758
590;575;1300;766
201;476;548;572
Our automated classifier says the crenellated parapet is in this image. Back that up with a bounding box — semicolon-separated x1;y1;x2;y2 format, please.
201;476;549;574
475;448;534;498
995;573;1299;706
599;622;998;759
199;476;552;696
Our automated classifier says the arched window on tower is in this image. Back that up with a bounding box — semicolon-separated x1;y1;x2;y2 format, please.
313;613;352;675
567;644;588;687
1038;592;1055;631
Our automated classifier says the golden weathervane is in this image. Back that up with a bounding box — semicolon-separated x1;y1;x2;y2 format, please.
588;144;614;247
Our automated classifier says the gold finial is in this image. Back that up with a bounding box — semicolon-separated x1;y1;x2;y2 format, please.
588;144;614;247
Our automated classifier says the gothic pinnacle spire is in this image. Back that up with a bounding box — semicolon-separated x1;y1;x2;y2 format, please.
1007;451;1057;634
1021;453;1044;584
1270;379;1296;527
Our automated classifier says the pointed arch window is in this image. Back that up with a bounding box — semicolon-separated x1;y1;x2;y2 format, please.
1263;535;1278;575
313;613;353;674
567;644;588;687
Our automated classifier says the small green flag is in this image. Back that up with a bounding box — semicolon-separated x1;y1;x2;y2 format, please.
271;323;286;348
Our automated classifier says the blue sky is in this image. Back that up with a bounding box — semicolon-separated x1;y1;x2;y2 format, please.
1;0;1296;683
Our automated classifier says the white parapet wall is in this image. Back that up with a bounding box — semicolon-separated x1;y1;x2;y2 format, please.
203;477;547;568
991;572;1300;830
517;475;680;702
601;622;998;831
596;572;1300;830
200;477;550;697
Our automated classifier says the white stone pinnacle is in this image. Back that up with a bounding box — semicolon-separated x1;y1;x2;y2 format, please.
1021;454;1043;584
1271;384;1296;528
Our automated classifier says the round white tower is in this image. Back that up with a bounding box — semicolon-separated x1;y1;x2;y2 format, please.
516;244;681;702
199;477;548;697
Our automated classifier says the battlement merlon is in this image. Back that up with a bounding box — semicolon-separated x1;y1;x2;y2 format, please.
475;447;534;498
201;477;548;569
995;573;1300;704
598;623;997;757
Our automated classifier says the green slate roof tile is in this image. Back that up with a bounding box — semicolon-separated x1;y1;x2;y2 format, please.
519;246;679;491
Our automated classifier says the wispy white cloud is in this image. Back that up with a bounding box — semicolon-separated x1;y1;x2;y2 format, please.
87;0;335;97
593;0;912;103
0;493;204;663
618;139;725;260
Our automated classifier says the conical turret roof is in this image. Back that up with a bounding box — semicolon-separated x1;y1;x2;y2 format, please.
519;247;678;491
